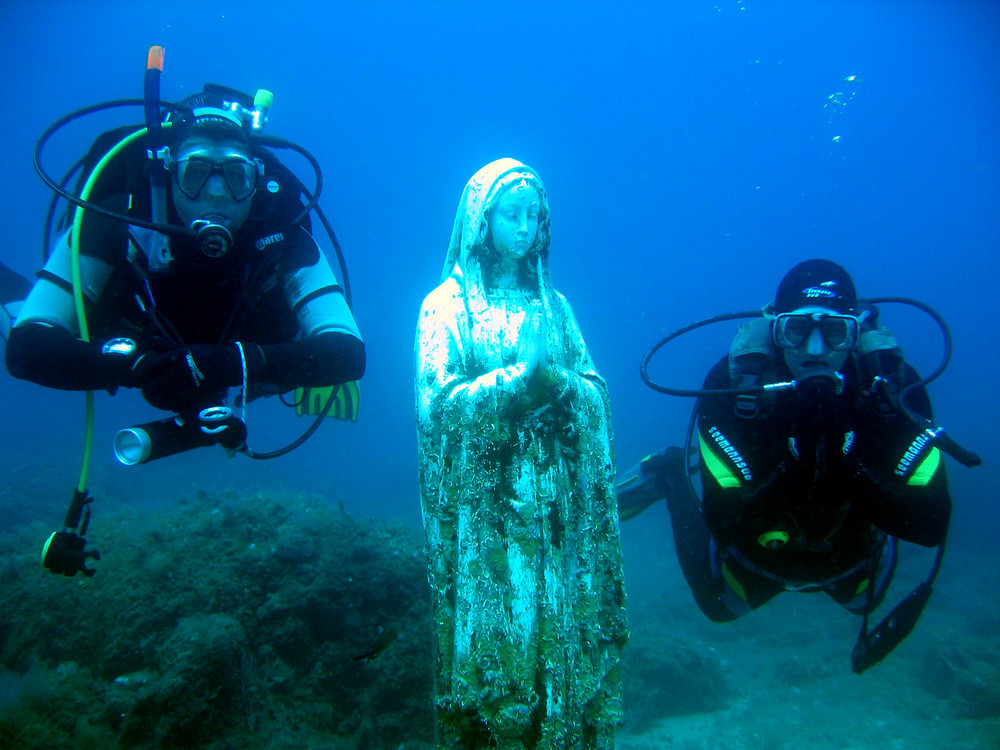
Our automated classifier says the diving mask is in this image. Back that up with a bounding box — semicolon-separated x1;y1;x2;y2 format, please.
173;155;259;201
773;312;860;352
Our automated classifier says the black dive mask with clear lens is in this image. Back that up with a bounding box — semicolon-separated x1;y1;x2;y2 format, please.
773;312;860;351
173;156;258;201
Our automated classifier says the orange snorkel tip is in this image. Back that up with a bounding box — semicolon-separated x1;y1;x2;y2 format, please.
147;45;164;72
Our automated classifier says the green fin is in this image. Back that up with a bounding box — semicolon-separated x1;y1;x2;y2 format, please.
294;381;360;421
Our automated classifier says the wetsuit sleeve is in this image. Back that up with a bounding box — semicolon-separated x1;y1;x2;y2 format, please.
849;364;951;547
249;231;365;390
250;332;365;390
6;322;134;390
5;231;131;390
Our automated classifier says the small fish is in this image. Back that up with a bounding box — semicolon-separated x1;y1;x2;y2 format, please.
353;623;399;663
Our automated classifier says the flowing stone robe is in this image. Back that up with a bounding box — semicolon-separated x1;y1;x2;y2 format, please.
415;158;627;749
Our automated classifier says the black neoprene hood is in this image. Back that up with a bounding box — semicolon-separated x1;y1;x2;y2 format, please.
774;258;858;315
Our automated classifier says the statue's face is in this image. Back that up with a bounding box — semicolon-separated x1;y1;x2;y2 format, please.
487;180;540;260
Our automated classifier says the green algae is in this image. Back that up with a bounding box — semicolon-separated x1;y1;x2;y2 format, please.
0;488;435;750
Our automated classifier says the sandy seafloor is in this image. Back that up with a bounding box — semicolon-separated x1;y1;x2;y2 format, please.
614;506;1000;750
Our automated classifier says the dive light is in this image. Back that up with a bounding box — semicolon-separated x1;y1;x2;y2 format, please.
114;406;246;465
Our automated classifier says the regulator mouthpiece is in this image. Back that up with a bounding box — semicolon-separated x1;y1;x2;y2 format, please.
191;218;233;258
795;370;845;398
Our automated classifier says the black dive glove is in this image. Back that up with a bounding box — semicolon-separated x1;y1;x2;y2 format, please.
132;344;245;413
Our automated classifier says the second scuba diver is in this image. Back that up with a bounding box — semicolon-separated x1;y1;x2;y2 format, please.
619;259;959;671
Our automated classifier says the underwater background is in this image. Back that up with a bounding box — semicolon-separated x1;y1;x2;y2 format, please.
0;1;997;748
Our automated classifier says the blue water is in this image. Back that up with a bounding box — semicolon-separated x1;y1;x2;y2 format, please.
0;2;997;742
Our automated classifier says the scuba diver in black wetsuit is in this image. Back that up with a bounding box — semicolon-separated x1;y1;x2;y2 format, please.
5;48;365;577
7;85;364;421
619;259;976;672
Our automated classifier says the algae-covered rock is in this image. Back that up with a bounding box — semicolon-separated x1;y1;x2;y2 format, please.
116;614;249;746
0;488;435;749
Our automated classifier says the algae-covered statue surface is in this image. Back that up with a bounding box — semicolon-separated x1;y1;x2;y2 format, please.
415;158;628;749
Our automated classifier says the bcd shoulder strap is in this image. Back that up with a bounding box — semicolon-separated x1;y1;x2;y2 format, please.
857;323;905;415
728;317;774;419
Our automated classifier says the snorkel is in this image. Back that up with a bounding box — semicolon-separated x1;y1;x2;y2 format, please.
142;46;173;269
